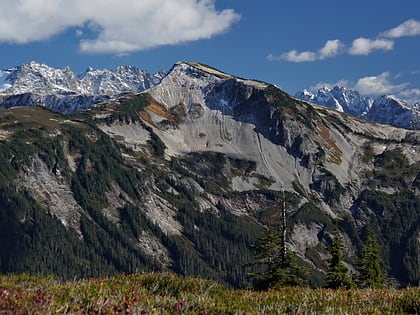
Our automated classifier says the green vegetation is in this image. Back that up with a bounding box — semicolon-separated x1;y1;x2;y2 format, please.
245;227;308;289
368;149;420;190
355;229;388;289
291;202;333;228
355;189;420;285
97;94;149;124
326;229;354;289
145;125;166;156
0;97;419;291
0;273;419;314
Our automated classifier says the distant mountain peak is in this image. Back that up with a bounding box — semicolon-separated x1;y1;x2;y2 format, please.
296;85;373;117
0;61;167;113
295;85;420;129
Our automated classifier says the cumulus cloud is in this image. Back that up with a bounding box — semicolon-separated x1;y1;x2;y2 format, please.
272;18;420;62
0;0;240;54
318;39;345;60
268;39;344;63
349;38;394;55
381;19;420;38
353;72;409;95
399;88;420;105
268;50;317;63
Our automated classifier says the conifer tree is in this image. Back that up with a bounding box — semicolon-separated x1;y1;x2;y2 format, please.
326;229;354;289
245;226;308;290
355;229;387;288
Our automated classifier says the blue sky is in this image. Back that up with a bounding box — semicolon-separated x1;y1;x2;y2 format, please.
0;0;419;104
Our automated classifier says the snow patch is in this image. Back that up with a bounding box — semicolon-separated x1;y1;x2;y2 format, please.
0;71;12;92
220;98;228;107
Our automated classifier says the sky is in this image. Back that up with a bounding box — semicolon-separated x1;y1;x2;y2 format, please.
0;0;419;104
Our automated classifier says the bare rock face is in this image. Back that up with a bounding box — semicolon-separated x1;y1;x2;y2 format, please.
17;155;83;237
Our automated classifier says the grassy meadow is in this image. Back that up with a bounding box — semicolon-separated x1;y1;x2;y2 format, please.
0;273;419;314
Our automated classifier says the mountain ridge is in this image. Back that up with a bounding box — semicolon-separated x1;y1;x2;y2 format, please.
1;60;419;129
0;61;166;113
295;85;420;129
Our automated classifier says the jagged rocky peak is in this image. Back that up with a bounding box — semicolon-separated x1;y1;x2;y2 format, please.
295;85;420;129
366;95;420;129
295;85;373;116
295;89;315;100
1;61;80;95
0;61;167;113
0;61;166;96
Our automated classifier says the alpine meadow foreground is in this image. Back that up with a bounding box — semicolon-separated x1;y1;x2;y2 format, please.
0;273;419;314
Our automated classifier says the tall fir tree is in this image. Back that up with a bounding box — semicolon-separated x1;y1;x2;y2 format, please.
355;229;387;288
325;229;354;289
245;226;308;290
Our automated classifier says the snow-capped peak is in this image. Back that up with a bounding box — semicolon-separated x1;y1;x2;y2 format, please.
295;85;373;116
295;85;419;129
0;61;167;113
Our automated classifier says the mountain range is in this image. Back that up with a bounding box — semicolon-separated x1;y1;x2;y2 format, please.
1;61;419;130
295;86;420;130
0;61;419;287
0;61;166;113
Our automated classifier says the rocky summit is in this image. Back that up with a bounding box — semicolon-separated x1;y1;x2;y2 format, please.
0;61;419;287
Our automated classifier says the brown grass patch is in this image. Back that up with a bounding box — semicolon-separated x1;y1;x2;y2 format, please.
282;107;298;118
140;97;178;128
317;121;343;165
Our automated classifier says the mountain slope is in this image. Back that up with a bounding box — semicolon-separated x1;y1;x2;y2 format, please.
0;62;419;287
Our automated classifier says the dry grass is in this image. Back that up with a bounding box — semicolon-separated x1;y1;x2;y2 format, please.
317;121;343;165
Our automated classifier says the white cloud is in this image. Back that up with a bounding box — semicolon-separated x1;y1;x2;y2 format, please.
268;50;317;63
381;19;420;38
75;29;83;38
269;39;344;63
318;39;345;60
0;0;240;54
271;18;420;63
349;38;394;55
353;72;409;95
399;88;420;105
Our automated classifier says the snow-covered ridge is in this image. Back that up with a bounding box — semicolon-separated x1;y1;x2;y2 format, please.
0;61;166;113
295;86;373;116
295;86;420;129
0;61;166;96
